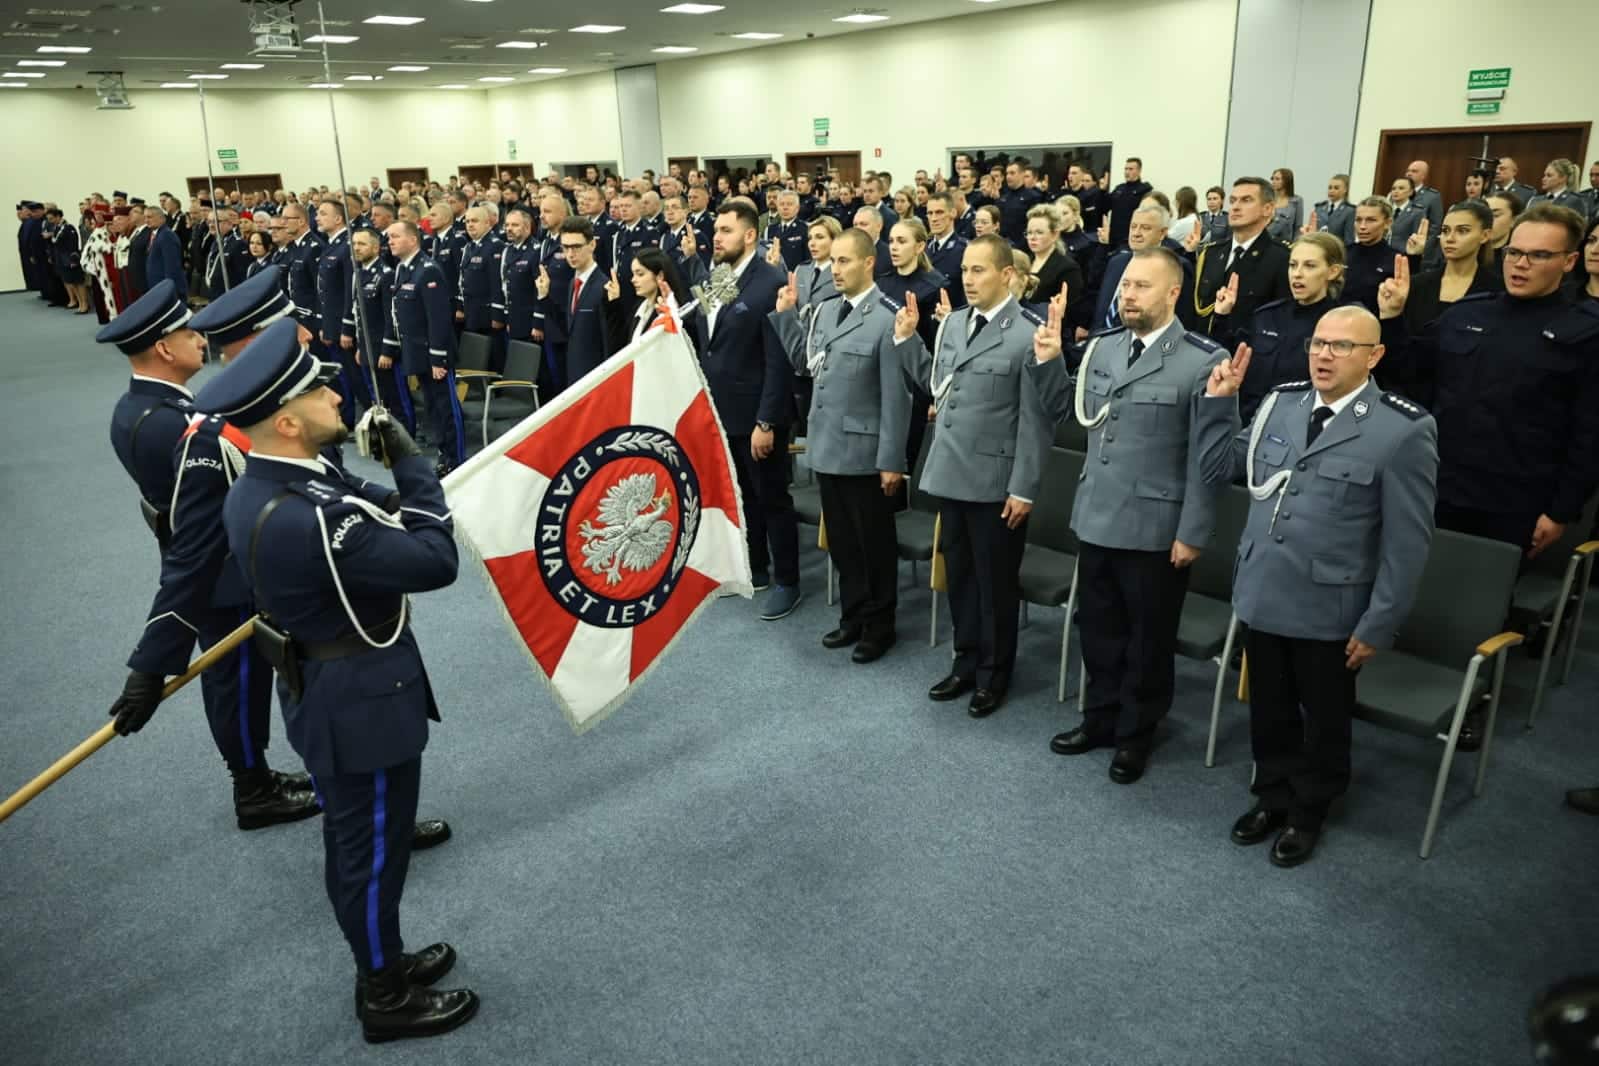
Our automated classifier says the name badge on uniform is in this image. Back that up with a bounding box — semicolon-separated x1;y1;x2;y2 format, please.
401;283;416;291
1267;434;1287;445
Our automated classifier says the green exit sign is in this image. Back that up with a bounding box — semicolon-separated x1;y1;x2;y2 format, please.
1467;67;1510;90
216;147;238;160
1467;100;1501;116
221;161;241;172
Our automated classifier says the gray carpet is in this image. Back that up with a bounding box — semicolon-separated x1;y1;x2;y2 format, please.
1;292;1594;1065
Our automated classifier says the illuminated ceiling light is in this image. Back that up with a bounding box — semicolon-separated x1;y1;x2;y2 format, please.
363;15;425;26
527;67;567;74
731;32;783;39
221;62;264;69
305;34;359;44
159;82;198;88
345;74;382;80
188;73;228;79
37;45;92;53
833;12;889;22
496;40;544;48
478;75;515;82
308;83;344;89
388;65;429;71
438;83;471;88
18;59;67;66
661;3;724;12
570;24;626;33
652;45;697;53
4;71;47;78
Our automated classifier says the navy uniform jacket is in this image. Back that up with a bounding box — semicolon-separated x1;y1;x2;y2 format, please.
316;229;354;345
110;377;195;545
391;254;456;375
690;257;792;435
765;218;808;271
878;266;952;351
610;223;652;281
284;231;325;333
344;258;394;353
997;187;1045;247
827;199;857;229
954;207;978;240
540;266;613;382
1209;295;1341;422
1194;235;1291;331
500;239;538;337
1382;292;1599;522
1343;240;1395;314
1030;322;1228;552
1106;180;1153;248
456;234;504;330
51;222;81;276
587;214;618;273
532;233;574;341
926;233;968;306
1199;378;1438;647
424;223;459;296
220;452;456;776
146;225;186;295
660;223;707;274
1075;186;1109;236
127;226;152;297
206;231;250;300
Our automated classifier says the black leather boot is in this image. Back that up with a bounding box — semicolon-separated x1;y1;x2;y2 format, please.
231;767;321;831
354;943;457;1017
359;957;479;1044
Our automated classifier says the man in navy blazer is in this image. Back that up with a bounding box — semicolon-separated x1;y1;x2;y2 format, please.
692;199;801;619
536;216;613;385
144;204;189;299
1089;204;1197;335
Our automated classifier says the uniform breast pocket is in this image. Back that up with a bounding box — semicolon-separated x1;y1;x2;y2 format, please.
836;341;874;377
1437;323;1485;364
1132;384;1180;433
970;357;1015;401
841;414;879;436
1254;437;1290;471
1314;457;1376;507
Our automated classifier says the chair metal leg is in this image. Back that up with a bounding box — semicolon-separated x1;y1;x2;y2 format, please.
826;557;835;606
1527;554;1580;729
1206;614;1241;769
928;590;939;647
1473;650;1509;797
1561;553;1596;685
1421;654;1486;859
481;390;493;449
1057;575;1078;703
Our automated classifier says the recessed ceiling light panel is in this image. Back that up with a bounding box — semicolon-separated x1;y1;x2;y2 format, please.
305;34;359;44
570;24;626;33
661;3;724;12
364;15;425;25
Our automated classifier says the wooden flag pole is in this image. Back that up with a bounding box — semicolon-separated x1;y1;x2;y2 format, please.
0;616;259;825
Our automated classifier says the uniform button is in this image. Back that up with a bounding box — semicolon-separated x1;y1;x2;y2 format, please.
953;384;961;392
1161;489;1170;497
1101;457;1109;464
1104;434;1114;442
1114;388;1124;398
1288;487;1300;496
1281;513;1290;520
1296;462;1307;472
394;681;403;689
1274;535;1285;543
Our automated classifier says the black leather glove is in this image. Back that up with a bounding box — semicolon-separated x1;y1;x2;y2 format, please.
109;671;166;736
373;410;421;463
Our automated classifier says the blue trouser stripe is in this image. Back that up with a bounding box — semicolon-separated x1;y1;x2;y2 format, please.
237;608;256;769
392;363;416;433
445;369;467;465
366;769;388;972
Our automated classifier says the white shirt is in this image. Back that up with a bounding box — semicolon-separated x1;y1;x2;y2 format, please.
249;451;330;475
966;295;1011;339
1227;231;1262;262
130;374;194;399
706;250;756;337
1129;317;1179;364
1313;383;1365;427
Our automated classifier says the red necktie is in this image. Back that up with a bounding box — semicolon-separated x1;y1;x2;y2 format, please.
571;274;583;315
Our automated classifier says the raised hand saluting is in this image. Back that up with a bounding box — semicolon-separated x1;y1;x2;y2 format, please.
931;287;953;322
775;271;798;314
1183;220;1204;253
1097;214;1111;245
1032;290;1065;364
1405;216;1430;258
1205;343;1253;397
604;266;622;302
894;291;920;342
765;239;783;267
1213;272;1241;316
1377;253;1410;320
680;227;698;259
535;263;551;300
1301;211;1320;236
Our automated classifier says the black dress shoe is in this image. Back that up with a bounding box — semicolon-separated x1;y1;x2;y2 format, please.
360;960;479;1044
851;635;896;663
273;769;313;793
1270;826;1321;868
1455;707;1485;753
1566;787;1599;815
822;625;862;649
232;770;322;831
355;943;458;1017
968;688;1005;718
1049;727;1114;756
412;819;452;851
1108;746;1148;784
928;673;976;702
1230;806;1288;846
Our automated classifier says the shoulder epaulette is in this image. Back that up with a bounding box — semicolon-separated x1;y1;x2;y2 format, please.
1090;324;1128;339
1184;330;1223;353
1273;380;1313;393
287;479;343;506
1254;297;1290;315
1542;299;1599;343
1380;392;1427;419
1019;306;1045;326
877;293;903;312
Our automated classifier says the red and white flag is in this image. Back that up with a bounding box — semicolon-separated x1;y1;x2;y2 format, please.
444;323;752;732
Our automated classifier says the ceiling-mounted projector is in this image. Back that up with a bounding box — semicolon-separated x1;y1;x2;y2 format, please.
244;0;305;54
92;71;133;110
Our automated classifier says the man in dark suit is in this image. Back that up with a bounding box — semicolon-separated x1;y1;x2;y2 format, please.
924;192;969;307
144;204;188;296
1193;176;1291;334
126;202;153;302
1491;156;1537;205
1091;204;1196;332
1106;157;1154;249
535;217;611;384
692;199;801;620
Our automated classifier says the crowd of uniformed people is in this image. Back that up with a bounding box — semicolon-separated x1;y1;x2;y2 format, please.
13;147;1599;1044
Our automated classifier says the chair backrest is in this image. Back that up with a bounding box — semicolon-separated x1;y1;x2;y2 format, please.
457;330;492;373
1393;529;1522;666
502;340;542;385
1053;417;1088;452
1025;447;1084;554
910;426;939;515
1524;491;1599;578
1188;484;1253;600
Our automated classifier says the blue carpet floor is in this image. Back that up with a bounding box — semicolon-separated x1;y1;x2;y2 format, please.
0;292;1594;1065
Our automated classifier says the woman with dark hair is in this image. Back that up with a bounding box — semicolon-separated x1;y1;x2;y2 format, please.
1565;214;1599;304
1396;200;1503;407
604;246;691;351
1462;169;1491;203
972;203;1002;239
1485;189;1523;268
1267;168;1303;241
1200;185;1229;243
244;230;275;279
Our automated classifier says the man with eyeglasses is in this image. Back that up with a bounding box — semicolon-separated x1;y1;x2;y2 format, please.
534;216;611;384
1377;203;1599;749
1199;305;1438;867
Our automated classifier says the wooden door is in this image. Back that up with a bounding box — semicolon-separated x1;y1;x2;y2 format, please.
457;164;497;187
1372;122;1591;205
668;155;698;177
786;152;862;186
496;164;535;182
187;173;285;201
387;167;429;188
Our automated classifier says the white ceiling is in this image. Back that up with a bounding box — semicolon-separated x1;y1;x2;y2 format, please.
0;0;1055;92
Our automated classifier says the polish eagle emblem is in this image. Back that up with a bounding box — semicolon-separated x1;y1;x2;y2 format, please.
577;472;675;585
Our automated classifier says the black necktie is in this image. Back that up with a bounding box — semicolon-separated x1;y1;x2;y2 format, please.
968;313;988;342
1308;405;1334;445
1225;244;1244;273
1128;337;1145;367
836;299;851;326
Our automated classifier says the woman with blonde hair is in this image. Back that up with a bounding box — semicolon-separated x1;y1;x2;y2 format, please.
1024;202;1086;328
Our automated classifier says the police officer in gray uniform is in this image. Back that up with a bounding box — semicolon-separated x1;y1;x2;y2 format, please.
1032;249;1229;783
895;234;1053;715
1197;304;1438;867
769;228;914;661
1311;174;1355;244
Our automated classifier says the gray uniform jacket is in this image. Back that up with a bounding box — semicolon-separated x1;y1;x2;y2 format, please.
1031;321;1229;552
1313;200;1355;244
769;288;913;477
794;261;838;310
1198;378;1438;647
897;297;1053;503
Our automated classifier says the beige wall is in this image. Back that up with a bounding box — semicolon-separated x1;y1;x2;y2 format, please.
486;72;624;174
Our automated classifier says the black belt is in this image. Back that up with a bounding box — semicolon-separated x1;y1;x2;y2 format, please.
298;613;404;661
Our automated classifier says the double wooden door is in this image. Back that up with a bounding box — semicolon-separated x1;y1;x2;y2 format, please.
1371;122;1590;204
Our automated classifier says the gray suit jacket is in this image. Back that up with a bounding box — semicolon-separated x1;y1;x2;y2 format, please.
1032;322;1228;551
795;261;838;310
1388;202;1427;253
1198;378;1438;647
898;297;1052;503
769;288;913;476
1313;200;1355;244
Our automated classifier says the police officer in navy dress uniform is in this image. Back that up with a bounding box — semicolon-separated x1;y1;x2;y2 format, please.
197;319;478;1044
1194;179;1292;335
387;220;466;474
456;206;506;372
1198;305;1438;867
345;228;414;435
98;280;320;827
